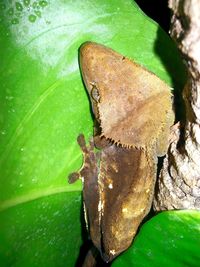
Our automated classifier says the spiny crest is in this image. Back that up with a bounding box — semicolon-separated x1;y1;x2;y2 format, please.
99;132;147;150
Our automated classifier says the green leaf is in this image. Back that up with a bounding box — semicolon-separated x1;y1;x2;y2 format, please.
0;0;185;266
112;210;200;267
0;192;82;267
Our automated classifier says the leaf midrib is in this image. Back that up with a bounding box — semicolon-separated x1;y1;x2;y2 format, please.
0;185;81;212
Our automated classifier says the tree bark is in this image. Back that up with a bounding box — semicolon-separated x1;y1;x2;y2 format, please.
154;0;200;210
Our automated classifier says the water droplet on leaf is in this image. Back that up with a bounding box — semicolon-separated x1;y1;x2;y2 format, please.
23;0;30;6
0;3;6;10
28;14;37;23
32;1;38;8
7;7;14;16
39;0;48;7
34;10;41;17
11;18;19;24
16;2;23;11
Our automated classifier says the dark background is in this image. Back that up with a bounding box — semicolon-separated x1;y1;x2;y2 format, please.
135;0;170;32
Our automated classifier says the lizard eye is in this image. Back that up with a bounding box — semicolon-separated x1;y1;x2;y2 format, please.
91;85;100;102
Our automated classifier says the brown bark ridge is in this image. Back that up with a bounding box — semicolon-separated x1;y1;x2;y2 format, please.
153;0;200;210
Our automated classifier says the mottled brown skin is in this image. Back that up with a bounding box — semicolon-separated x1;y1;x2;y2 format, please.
79;42;174;152
99;142;157;261
69;135;157;262
69;42;174;263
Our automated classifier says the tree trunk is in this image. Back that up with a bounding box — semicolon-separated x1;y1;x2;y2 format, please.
154;0;200;210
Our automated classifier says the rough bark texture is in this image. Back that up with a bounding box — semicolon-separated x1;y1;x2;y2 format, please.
153;0;200;210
